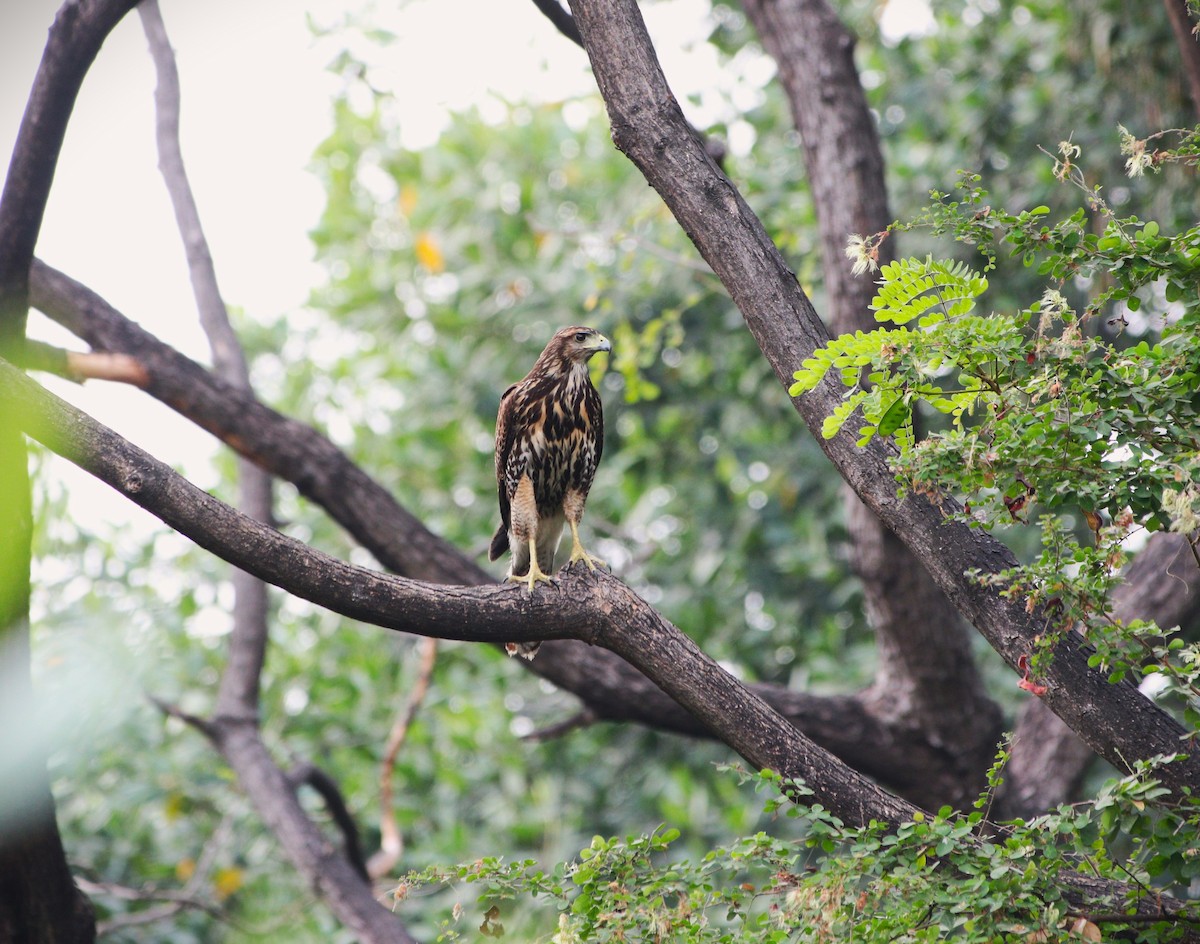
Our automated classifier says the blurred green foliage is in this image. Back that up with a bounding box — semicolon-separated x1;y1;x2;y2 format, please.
24;0;1200;939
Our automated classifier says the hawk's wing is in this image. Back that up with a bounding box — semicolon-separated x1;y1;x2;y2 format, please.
490;382;521;560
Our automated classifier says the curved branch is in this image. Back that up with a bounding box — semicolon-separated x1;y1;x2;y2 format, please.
530;0;583;46
4;354;917;830
291;762;370;883
28;258;985;803
369;637;438;880
738;0;1003;808
563;0;1200;799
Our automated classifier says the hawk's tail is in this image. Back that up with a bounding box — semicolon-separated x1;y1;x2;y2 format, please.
488;524;509;561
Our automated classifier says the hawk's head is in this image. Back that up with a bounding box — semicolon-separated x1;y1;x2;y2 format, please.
538;325;612;374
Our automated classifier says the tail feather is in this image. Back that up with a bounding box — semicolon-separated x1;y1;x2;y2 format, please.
489;524;509;562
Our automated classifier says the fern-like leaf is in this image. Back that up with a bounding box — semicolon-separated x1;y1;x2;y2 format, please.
872;256;988;328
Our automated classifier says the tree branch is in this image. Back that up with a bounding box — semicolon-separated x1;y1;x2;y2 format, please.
529;0;583;46
368;637;438;880
738;0;1002;809
291;763;370;883
27;258;969;802
564;0;1200;799
4;354;920;829
135;6;405;937
0;0;140;341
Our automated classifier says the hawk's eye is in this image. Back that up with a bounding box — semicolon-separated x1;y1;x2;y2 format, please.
574;331;588;342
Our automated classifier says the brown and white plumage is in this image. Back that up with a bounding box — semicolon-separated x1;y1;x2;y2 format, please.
490;326;610;656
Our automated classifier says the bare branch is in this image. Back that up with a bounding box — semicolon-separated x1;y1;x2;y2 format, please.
64;350;148;385
4;354;920;829
530;0;583;46
137;0;247;385
563;0;1200;799
139;0;271;722
522;708;597;741
0;0;141;342
209;722;418;944
27;260;970;802
148;694;216;739
369;637;438;880
134;7;405;938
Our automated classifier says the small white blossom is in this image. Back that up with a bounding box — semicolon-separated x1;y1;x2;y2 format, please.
552;912;581;944
1058;139;1081;161
1053;138;1081;181
1118;124;1152;177
845;233;880;277
1162;485;1200;534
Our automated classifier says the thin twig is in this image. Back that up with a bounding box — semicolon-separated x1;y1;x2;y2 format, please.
522;708;598;741
368;637;439;880
148;694;216;740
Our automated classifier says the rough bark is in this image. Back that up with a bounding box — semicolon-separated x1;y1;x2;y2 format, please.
739;0;1003;810
563;0;1199;798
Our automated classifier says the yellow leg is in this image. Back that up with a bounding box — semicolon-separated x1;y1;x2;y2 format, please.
566;520;606;571
506;535;554;591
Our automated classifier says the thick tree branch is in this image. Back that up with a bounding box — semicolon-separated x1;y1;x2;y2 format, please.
27;258;963;800
564;0;1199;797
3;354;920;830
738;0;1002;809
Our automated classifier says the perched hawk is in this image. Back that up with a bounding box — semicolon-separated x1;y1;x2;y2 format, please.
490;325;611;655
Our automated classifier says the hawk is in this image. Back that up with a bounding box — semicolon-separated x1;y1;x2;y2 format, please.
490;325;611;655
